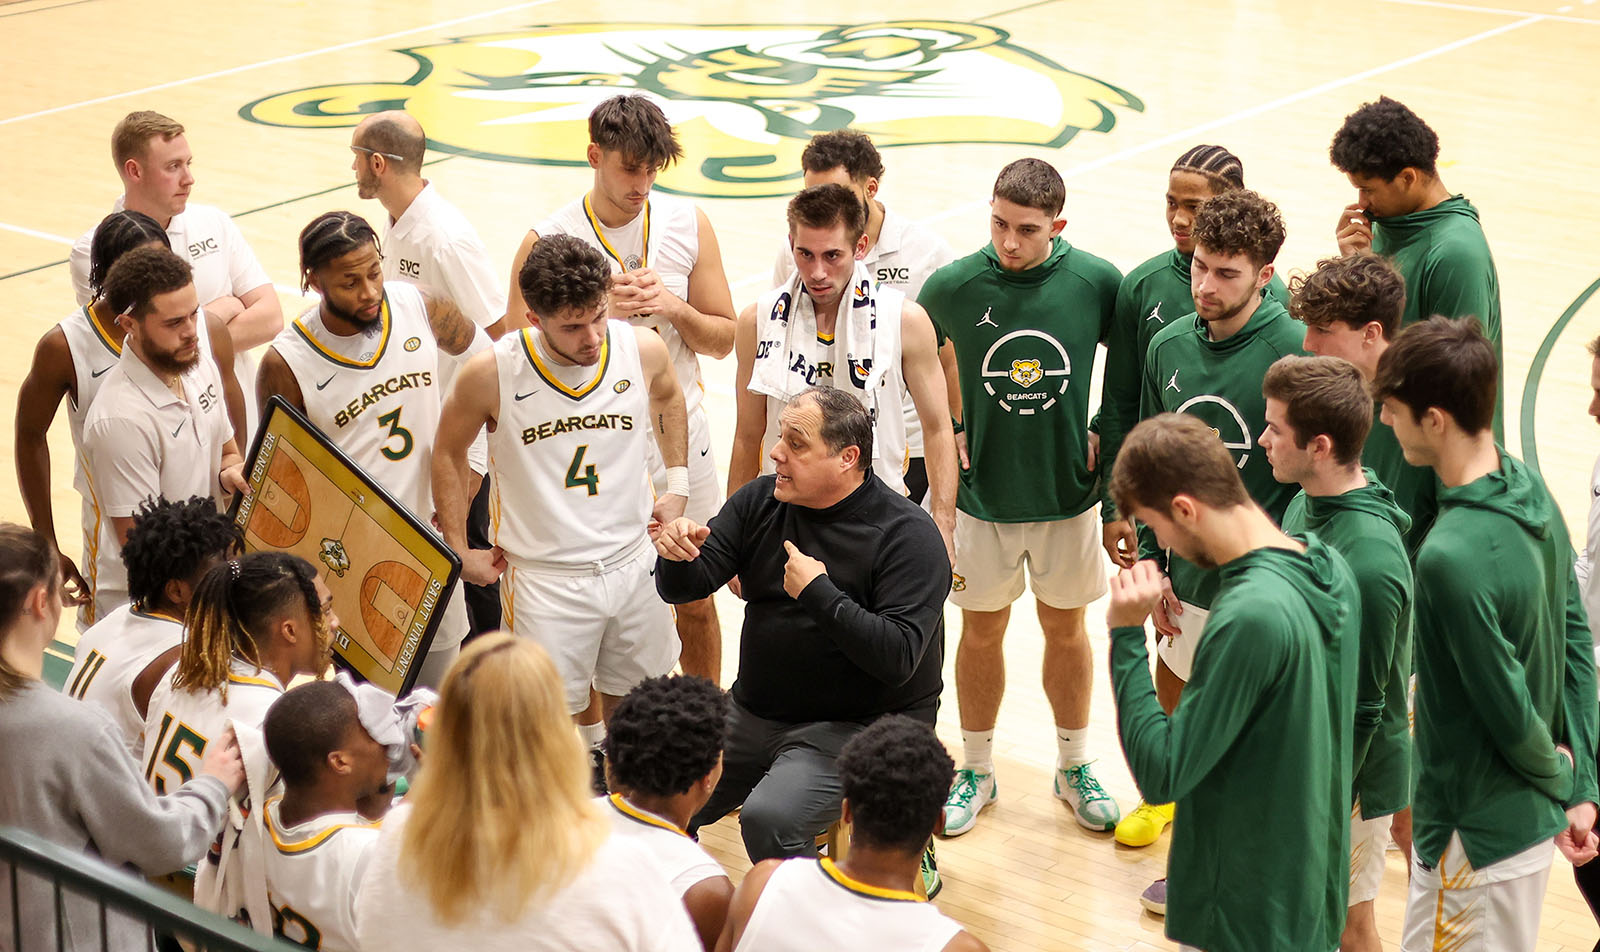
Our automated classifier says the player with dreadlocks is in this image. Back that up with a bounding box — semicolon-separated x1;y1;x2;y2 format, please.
257;210;492;688
140;550;337;794
17;209;246;629
65;495;241;755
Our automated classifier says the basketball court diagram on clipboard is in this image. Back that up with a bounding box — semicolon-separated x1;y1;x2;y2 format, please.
233;397;460;695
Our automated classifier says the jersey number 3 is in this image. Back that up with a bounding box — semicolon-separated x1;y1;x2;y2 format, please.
377;408;414;461
565;444;600;496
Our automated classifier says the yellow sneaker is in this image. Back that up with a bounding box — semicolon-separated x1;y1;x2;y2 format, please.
1113;801;1174;847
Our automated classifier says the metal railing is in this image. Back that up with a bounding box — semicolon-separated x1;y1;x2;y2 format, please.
0;827;294;952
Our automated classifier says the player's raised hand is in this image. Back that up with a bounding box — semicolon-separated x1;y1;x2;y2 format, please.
460;546;507;586
201;727;246;795
1336;204;1373;256
57;553;91;607
655;517;710;562
1152;570;1183;638
782;540;826;598
1106;559;1167;629
1102;520;1137;569
610;269;665;321
1558;800;1600;866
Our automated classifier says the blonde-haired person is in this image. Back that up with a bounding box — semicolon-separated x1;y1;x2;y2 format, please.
355;634;700;951
0;524;244;952
141;550;337;794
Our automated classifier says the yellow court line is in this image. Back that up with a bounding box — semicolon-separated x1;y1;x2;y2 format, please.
0;0;563;127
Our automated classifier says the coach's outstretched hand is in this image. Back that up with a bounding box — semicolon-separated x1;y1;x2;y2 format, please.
1106;560;1167;630
654;517;710;561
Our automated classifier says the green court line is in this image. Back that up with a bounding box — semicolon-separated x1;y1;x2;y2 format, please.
1520;275;1600;476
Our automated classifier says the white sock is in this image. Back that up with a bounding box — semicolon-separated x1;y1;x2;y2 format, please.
961;729;995;774
577;720;606;751
1056;727;1089;768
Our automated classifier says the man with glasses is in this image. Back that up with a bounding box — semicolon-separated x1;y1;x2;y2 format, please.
350;110;506;637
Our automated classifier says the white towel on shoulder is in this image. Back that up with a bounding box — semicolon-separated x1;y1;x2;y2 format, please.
750;260;890;403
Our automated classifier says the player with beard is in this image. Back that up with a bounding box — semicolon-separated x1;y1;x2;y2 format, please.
257;211;490;689
1130;188;1305;916
82;245;248;588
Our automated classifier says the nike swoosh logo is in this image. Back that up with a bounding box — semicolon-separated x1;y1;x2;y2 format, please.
172;420;186;438
700;447;709;457
515;390;539;401
316;375;336;390
648;567;656;577
91;367;111;378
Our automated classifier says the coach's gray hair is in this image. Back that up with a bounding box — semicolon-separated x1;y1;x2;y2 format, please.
798;387;873;473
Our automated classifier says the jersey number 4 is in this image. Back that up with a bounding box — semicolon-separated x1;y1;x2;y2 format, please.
565;444;600;496
377;408;414;461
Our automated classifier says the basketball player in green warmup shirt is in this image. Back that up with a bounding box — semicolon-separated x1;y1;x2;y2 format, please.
1260;355;1412;952
1331;96;1504;440
1107;412;1358;952
1373;318;1599;952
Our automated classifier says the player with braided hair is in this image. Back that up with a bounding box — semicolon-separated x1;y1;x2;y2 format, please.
65;496;240;754
140;551;337;794
18;209;246;630
602;675;732;950
258;210;491;689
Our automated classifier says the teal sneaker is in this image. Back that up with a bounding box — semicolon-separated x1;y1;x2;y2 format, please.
921;839;942;899
941;768;997;837
1053;762;1120;831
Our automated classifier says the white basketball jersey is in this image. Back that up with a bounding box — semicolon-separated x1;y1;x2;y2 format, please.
64;604;184;756
488;323;652;566
262;797;381;952
58;306;125;629
268;283;467;649
141;657;284;795
537;193;705;414
602;795;725;896
734;858;962;952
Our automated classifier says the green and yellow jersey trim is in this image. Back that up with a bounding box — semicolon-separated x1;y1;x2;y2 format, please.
818;858;924;903
816;331;835;345
607;794;689;837
291;296;392;369
86;304;124;357
520;327;611;400
264;796;381;855
227;672;282;690
583;194;648;271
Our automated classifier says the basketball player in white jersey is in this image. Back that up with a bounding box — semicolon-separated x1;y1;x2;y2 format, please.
351;110;508;636
18;210;245;629
66;496;241;755
771;130;956;505
716;716;987;952
604;675;733;950
143;552;336;795
69;110;282;439
82;247;249;623
504;94;734;684
259;681;390;952
257;211;490;689
434;235;688;742
732;185;956;562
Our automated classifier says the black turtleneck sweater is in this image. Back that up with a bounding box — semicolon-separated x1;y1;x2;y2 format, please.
655;473;949;723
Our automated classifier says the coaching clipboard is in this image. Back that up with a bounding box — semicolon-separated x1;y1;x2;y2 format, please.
230;396;460;696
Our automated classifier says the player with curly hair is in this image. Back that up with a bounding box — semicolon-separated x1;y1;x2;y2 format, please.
601;675;731;950
716;716;988;952
64;495;240;754
1329;95;1504;438
1126;187;1306;916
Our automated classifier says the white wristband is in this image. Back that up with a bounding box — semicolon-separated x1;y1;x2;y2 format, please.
665;466;691;498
